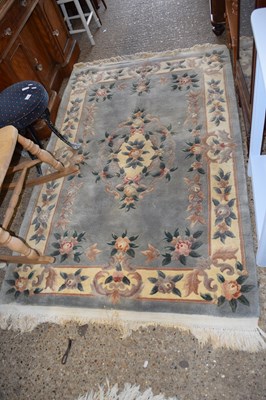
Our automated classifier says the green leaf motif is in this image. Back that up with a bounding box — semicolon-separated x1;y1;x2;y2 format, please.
5;280;15;286
34;288;43;294
190;241;203;250
105;276;113;284
122;276;131;286
172;287;181;297
241;284;255;293
217;295;225;306
6;288;16;295
126;248;135;258
217;274;225;283
237;295;250;306
77;283;84;292
172;274;184;283
58;284;66;291
111;248;118;256
61;254;68;263
212;199;220;206
157;271;165;279
200;293;213;301
148;277;158;284
236;275;248;285
189;251;200;258
179;255;186;265
13;271;19;279
162;254;171;266
150;286;159;295
236;261;244;271
229;299;237;312
60;272;68;280
193;230;203;239
28;271;34;280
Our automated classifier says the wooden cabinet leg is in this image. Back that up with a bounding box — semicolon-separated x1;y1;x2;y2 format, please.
209;0;226;35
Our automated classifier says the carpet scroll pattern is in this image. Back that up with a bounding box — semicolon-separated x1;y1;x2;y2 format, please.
0;45;259;328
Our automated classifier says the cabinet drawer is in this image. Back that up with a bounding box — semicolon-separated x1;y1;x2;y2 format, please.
0;0;37;58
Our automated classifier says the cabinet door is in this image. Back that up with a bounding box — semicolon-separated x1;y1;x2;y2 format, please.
1;36;53;96
19;13;57;89
38;0;74;64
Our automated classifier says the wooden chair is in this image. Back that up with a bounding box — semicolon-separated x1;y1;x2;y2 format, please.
0;125;79;265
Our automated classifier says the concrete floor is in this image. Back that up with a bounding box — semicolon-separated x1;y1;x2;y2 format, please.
1;1;266;399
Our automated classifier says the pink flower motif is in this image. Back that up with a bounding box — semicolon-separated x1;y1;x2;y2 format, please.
15;277;28;292
115;237;131;252
59;238;78;255
179;76;192;85
190;144;202;154
222;280;241;301
96;88;107;97
172;238;192;257
112;271;124;283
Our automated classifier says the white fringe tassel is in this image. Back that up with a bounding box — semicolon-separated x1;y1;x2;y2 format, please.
1;305;266;353
76;382;178;400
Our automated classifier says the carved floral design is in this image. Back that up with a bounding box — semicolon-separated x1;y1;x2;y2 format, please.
89;83;115;102
59;269;88;292
91;107;178;211
172;72;199;91
162;228;203;266
148;270;183;296
51;231;86;262
132;78;151;95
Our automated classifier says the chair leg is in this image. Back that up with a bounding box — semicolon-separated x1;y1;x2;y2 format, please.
41;108;81;150
0;226;55;264
25;126;43;176
101;0;107;9
26;126;43;149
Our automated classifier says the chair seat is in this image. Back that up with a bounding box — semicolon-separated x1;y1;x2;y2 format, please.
0;81;48;130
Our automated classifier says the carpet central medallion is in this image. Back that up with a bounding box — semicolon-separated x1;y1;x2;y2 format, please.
1;45;264;351
91;108;178;210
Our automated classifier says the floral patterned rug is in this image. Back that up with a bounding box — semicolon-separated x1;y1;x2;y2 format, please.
1;45;265;351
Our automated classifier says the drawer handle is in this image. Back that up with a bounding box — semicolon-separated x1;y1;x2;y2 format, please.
35;63;43;72
34;58;43;71
20;0;28;6
3;27;12;36
52;29;60;36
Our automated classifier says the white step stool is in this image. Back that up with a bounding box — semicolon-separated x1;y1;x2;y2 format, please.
57;0;101;46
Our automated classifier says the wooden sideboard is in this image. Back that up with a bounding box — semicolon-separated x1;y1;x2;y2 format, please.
0;0;80;138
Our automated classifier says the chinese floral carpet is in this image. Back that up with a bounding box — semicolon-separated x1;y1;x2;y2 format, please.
1;45;265;351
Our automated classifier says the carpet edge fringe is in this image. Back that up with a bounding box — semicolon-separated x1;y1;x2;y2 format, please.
0;306;265;353
73;43;228;68
76;382;178;400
